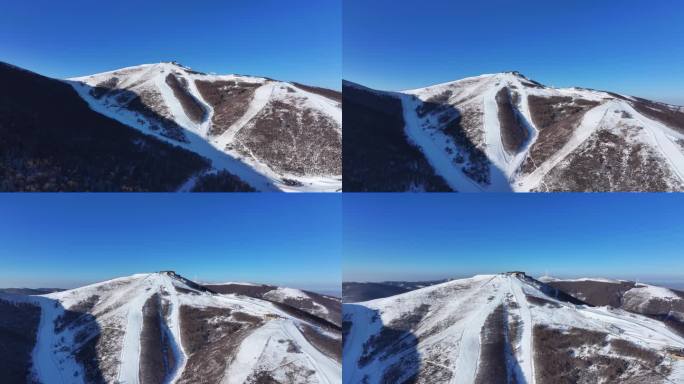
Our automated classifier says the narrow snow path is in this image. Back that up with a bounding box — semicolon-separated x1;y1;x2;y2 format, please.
32;297;71;384
516;101;613;191
155;75;201;136
578;306;684;348
452;277;504;383
280;321;340;384
175;170;207;192
624;103;684;184
184;73;215;138
159;276;187;384
223;322;274;384
507;278;536;384
224;319;340;384
482;85;517;190
290;84;342;134
400;94;486;192
214;82;275;150
117;276;155;384
342;305;385;384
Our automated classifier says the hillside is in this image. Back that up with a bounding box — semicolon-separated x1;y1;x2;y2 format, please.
0;272;341;384
343;73;684;192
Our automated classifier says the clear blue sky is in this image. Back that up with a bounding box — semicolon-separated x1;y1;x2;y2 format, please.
0;0;341;89
344;0;684;105
0;195;341;293
343;194;684;286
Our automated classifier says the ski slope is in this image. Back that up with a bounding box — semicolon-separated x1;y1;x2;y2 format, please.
344;273;684;384
16;272;340;384
396;72;684;192
69;62;342;192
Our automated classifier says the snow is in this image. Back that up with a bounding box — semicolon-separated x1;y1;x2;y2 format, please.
401;73;531;192
289;83;342;133
402;73;498;94
506;277;536;383
626;284;680;302
542;277;622;284
452;277;507;383
157;275;187;383
623;103;684;182
342;303;387;384
210;281;261;286
32;295;84;384
117;278;152;384
264;287;311;301
224;320;340;384
400;93;489;192
264;287;330;316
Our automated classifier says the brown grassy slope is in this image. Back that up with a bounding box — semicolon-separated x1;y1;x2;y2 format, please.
474;304;509;384
521;95;599;175
235;100;341;176
291;82;342;103
537;129;682;191
496;87;529;154
195;80;258;136
140;294;175;384
631;98;684;134
165;74;206;124
533;325;670;384
177;306;261;384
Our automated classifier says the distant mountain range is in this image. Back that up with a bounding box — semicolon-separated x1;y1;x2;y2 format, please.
343;273;684;383
342;280;447;303
0;61;341;192
0;271;341;383
343;73;684;191
0;288;64;296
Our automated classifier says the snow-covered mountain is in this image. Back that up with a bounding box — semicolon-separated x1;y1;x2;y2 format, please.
0;272;341;384
343;73;684;191
70;62;341;192
205;282;342;327
542;277;684;324
343;272;684;383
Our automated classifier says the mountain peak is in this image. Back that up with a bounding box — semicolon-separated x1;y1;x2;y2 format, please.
494;71;542;85
501;70;525;77
503;270;527;275
161;60;191;70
